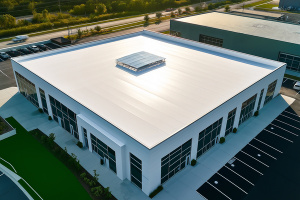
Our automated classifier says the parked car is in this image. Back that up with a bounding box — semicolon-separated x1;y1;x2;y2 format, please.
28;45;40;53
0;52;11;60
293;81;300;90
12;35;29;42
6;49;24;57
19;48;33;55
37;44;51;51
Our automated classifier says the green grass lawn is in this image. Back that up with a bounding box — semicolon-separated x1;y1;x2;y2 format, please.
256;3;278;9
0;117;91;200
18;179;42;200
244;0;271;8
285;74;300;81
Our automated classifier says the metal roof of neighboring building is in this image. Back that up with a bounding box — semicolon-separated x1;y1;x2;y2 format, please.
175;12;300;45
13;30;284;149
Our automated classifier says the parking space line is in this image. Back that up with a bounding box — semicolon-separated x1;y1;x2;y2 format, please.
206;181;232;200
233;157;263;175
196;191;208;200
241;151;269;167
224;165;255;185
283;78;288;83
296;91;300;97
264;129;293;143
0;69;9;78
270;123;298;136
254;138;283;153
275;119;300;131
280;114;300;123
216;172;248;194
0;173;4;177
284;110;300;117
248;144;277;160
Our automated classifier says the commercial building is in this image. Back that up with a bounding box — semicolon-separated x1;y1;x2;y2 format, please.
279;0;300;10
170;12;300;73
11;30;285;195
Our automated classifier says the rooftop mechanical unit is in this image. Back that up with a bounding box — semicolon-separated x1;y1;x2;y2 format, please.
116;51;166;72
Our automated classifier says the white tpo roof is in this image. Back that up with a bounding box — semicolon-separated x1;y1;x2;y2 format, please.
13;30;284;149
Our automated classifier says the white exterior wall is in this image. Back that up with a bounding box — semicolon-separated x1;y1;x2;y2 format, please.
11;59;285;196
146;64;285;193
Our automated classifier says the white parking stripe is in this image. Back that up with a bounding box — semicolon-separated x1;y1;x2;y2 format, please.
254;138;283;153
234;157;263;175
283;78;288;83
0;69;8;78
248;144;277;160
0;173;4;177
224;165;255;186
241;151;269;167
196;191;208;200
280;114;300;123
206;181;232;200
284;110;300;117
217;172;248;194
296;91;300;97
275;119;300;131
264;129;293;143
270;123;298;136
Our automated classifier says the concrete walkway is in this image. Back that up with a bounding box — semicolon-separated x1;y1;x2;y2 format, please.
0;92;294;200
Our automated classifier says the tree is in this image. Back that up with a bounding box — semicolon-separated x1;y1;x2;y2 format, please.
170;11;175;18
91;186;103;197
144;14;149;22
195;6;201;12
77;28;83;39
42;9;49;22
0;14;16;28
208;3;214;10
96;3;107;14
93;169;99;181
28;1;35;13
185;7;191;12
156;12;162;20
70;4;86;15
94;25;101;32
225;5;230;12
104;187;112;199
178;8;182;15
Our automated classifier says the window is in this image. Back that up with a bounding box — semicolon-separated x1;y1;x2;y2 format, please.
39;88;48;114
91;134;116;173
15;72;39;107
257;89;264;111
130;153;142;189
278;52;300;72
199;34;223;47
239;94;257;125
161;139;192;184
264;80;277;105
197;118;223;158
83;128;89;148
225;108;236;136
49;95;79;139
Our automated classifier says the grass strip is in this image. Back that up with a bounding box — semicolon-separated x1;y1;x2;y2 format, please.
0;117;91;200
18;179;42;200
284;74;300;81
243;0;271;8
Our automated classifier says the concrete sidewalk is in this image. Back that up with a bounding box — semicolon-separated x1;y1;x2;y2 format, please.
0;92;294;200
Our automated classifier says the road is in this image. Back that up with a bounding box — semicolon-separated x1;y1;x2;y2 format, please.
0;0;264;50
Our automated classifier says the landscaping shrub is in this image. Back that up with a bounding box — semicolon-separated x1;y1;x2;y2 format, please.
48;116;52;120
219;137;225;144
77;141;83;148
149;185;163;198
233;127;237;133
254;111;259;116
191;159;197;166
38;108;43;113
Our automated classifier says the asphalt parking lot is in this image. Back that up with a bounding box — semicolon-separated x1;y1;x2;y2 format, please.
0;61;16;90
281;78;300;100
0;171;28;200
197;106;300;200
